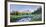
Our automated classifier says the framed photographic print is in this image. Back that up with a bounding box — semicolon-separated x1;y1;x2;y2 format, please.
5;0;45;26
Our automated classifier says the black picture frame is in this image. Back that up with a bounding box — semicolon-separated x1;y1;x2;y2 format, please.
5;0;45;27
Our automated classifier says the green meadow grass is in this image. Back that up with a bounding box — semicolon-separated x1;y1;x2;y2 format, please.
10;14;42;22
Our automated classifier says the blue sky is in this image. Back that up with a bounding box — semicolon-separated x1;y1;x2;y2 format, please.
10;4;40;12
